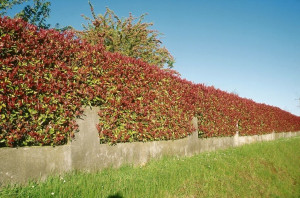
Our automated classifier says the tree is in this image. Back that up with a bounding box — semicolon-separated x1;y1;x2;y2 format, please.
80;1;175;68
54;23;74;32
230;89;239;96
15;0;51;29
0;0;28;15
0;0;51;29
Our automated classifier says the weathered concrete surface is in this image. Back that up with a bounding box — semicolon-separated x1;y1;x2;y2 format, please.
71;107;102;171
0;144;71;186
234;131;300;147
0;106;299;187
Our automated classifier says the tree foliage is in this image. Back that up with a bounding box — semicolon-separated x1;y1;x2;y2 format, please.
0;0;51;29
0;0;28;15
15;0;51;29
80;1;175;68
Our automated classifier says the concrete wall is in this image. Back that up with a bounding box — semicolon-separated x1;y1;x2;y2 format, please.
1;107;299;187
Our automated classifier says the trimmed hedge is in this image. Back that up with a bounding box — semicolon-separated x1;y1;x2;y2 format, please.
195;86;300;137
0;17;99;146
0;17;300;147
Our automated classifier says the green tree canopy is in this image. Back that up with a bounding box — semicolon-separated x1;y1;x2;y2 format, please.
0;0;28;15
80;1;175;68
0;0;51;29
15;0;51;29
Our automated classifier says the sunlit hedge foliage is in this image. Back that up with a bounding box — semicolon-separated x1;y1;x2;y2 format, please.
1;17;299;147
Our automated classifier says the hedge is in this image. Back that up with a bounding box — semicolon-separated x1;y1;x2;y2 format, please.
1;17;300;147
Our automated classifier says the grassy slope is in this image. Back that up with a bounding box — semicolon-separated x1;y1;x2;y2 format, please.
1;136;299;198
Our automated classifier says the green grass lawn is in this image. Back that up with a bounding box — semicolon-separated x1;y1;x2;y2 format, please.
1;136;300;198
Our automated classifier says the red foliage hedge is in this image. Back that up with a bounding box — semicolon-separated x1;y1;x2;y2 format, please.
195;86;300;137
0;17;300;147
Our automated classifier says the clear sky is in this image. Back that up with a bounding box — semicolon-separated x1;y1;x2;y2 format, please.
6;0;300;116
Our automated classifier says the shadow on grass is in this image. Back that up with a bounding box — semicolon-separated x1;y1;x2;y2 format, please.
107;192;123;198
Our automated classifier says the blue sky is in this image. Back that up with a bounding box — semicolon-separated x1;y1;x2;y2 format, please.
6;0;300;116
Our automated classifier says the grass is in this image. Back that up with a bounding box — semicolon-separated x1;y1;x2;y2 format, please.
1;136;300;198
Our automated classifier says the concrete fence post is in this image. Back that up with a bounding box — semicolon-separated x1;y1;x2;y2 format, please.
185;117;199;155
234;130;240;147
191;117;198;140
233;119;240;146
71;106;101;170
